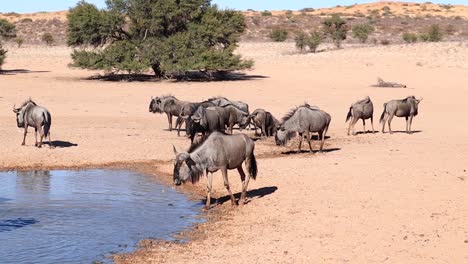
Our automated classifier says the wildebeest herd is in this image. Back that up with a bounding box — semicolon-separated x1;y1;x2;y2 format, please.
12;95;422;209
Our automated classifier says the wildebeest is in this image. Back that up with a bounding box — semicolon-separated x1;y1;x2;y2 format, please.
275;104;331;153
149;95;188;131
208;97;249;113
174;100;215;136
188;106;225;143
345;96;375;136
173;132;258;209
380;96;422;134
12;99;53;148
250;109;279;137
208;105;250;134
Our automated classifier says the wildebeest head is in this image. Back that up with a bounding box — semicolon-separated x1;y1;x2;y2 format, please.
173;146;196;185
12;104;25;128
238;112;250;129
191;106;206;126
13;100;36;128
148;97;162;113
275;124;295;146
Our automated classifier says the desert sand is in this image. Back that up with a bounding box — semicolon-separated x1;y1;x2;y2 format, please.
1;41;467;263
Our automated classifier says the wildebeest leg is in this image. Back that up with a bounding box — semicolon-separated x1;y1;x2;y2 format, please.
351;116;359;136
297;132;304;153
205;172;214;210
405;116;409;133
319;126;329;152
175;116;184;136
388;115;394;134
166;113;172;131
262;123;267;137
229;123;234;135
306;131;313;153
347;118;352;136
22;125;28;146
238;166;250;206
382;114;388;133
408;115;414;134
222;168;236;206
362;119;366;133
371;116;375;133
37;126;44;148
34;127;38;146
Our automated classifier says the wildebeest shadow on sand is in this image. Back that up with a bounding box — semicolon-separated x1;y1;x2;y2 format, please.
43;141;78;148
205;186;278;207
0;69;50;75
86;72;269;82
281;148;341;155
382;130;422;134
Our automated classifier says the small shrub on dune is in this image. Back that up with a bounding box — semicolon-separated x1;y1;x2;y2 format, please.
295;31;308;52
294;31;322;53
0;44;6;70
403;32;418;43
427;24;443;42
307;31;323;53
270;28;288;42
352;23;375;43
261;10;272;17
322;14;348;48
42;33;55;46
14;37;24;47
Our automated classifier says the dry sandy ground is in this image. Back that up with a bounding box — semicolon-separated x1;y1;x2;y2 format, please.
1;42;468;263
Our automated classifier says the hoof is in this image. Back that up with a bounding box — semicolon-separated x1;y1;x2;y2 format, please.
21;143;26;146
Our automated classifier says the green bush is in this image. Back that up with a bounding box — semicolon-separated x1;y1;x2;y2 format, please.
0;43;6;70
14;37;24;47
322;14;348;48
307;31;322;53
294;31;322;53
419;34;430;42
0;18;16;40
402;32;418;43
294;31;308;52
270;28;288;42
403;32;418;43
261;10;272;16
427;24;443;42
352;23;375;43
67;0;253;77
42;33;54;46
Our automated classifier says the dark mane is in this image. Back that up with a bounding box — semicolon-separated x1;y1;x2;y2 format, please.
187;135;208;153
281;103;319;123
20;99;37;108
402;96;416;103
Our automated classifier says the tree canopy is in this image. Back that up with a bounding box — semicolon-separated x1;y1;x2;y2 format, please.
67;0;253;78
0;18;17;70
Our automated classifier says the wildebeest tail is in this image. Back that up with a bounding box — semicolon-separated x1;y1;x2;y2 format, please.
345;107;352;123
379;103;387;124
43;112;51;137
248;151;258;180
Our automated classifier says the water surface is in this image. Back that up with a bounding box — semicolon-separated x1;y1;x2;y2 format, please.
0;169;202;264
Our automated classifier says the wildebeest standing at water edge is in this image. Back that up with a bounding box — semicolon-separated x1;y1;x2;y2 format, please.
13;99;53;148
346;96;374;135
276;104;331;153
173;132;258;209
380;96;422;134
149;95;188;131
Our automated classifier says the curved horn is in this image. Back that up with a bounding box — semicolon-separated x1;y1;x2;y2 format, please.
12;104;18;113
419;97;423;101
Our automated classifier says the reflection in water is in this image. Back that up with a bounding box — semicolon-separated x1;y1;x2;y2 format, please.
16;170;51;196
0;170;202;264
